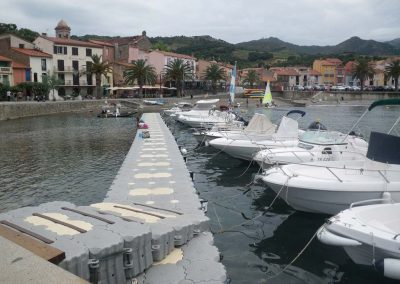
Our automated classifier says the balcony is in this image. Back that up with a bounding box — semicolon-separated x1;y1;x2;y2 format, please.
0;67;12;73
54;66;76;73
56;80;95;86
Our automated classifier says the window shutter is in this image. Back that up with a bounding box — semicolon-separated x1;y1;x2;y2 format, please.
64;47;67;54
53;46;57;54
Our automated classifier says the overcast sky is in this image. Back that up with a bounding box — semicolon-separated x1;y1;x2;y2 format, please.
1;0;399;45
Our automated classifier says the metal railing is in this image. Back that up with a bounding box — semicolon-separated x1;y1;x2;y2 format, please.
0;67;12;73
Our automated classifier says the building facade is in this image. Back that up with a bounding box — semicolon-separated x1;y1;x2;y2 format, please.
0;55;13;85
0;34;52;84
313;58;344;85
34;20;103;97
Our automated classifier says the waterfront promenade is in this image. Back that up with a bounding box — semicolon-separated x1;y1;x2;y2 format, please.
0;113;226;283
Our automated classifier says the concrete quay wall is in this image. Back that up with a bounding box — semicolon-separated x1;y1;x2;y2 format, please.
0;100;105;121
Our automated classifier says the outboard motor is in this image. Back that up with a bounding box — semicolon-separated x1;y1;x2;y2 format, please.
308;121;328;131
236;116;248;126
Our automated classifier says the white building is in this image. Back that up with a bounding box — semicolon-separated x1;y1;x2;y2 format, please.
0;34;52;84
34;20;103;97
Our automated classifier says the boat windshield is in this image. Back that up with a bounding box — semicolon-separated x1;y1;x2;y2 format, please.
298;142;314;150
300;130;347;145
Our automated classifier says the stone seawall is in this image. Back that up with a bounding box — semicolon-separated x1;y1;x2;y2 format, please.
279;91;400;101
0;101;105;121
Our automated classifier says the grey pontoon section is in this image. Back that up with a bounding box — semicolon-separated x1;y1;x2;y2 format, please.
102;113;210;261
136;232;227;284
0;201;153;283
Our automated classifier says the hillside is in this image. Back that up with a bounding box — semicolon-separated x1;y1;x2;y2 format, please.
236;36;400;56
387;38;400;49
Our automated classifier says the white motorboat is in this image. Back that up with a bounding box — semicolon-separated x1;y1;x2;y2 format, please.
178;109;238;128
163;102;192;116
192;113;274;144
143;99;165;105
172;98;219;121
317;201;400;280
259;99;400;215
209;110;306;161
254;127;368;168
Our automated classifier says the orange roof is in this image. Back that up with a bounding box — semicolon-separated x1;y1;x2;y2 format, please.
0;55;12;61
88;39;114;47
12;48;52;58
308;69;321;76
274;68;299;76
12;61;29;68
159;50;195;60
41;36;102;48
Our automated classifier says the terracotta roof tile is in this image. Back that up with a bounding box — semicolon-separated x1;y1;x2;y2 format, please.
88;39;114;47
274;68;299;76
42;36;102;48
308;69;321;76
0;55;12;61
106;36;143;45
158;50;195;60
12;48;52;58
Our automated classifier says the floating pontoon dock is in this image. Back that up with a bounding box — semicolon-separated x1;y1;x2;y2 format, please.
0;113;227;284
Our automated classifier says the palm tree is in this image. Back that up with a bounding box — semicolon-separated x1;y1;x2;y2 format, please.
385;60;400;91
164;59;193;97
88;54;112;99
244;70;259;88
352;59;374;91
202;63;226;93
123;59;157;98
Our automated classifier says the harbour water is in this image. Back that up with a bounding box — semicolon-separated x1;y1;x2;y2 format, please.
0;103;398;283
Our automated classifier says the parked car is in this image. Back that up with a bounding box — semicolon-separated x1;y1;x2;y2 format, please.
304;85;314;91
350;86;361;91
294;85;305;91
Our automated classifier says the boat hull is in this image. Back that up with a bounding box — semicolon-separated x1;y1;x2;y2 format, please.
263;171;400;215
210;139;298;161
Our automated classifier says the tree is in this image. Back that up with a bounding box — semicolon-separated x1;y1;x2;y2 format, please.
87;54;112;99
243;70;259;87
153;42;170;52
385;60;400;91
352;59;375;91
123;59;157;98
164;59;193;97
42;74;63;100
202;63;225;93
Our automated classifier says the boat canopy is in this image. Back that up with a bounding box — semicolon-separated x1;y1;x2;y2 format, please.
243;113;275;134
300;130;347;145
275;116;299;139
368;99;400;111
367;131;400;164
193;99;220;110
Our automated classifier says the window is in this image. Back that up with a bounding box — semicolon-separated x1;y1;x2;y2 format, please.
42;73;47;81
34;73;38;82
72;60;79;71
53;46;65;54
19;44;24;49
41;59;47;71
72;47;78;56
86;48;92;56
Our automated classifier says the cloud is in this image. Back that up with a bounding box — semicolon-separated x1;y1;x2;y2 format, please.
0;0;399;45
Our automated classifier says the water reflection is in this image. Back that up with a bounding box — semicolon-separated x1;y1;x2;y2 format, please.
0;113;136;212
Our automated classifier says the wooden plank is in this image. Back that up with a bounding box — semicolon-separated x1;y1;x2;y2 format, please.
0;224;65;264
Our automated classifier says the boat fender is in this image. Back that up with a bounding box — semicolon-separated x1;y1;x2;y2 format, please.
382;192;392;203
317;226;362;246
375;258;400;280
180;148;188;155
